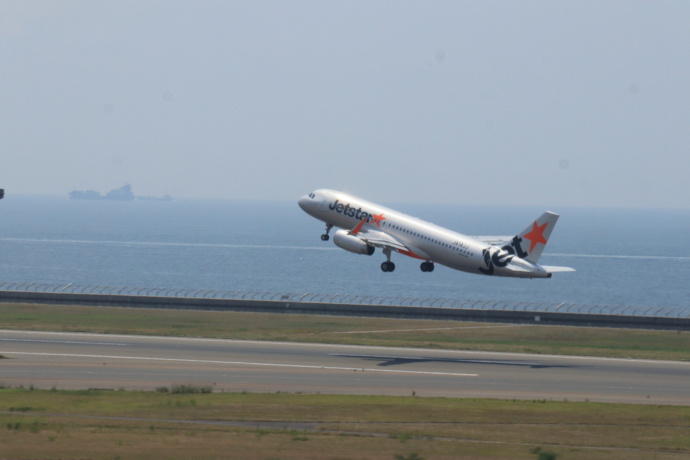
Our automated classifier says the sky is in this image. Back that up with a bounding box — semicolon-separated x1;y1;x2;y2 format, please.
1;1;689;208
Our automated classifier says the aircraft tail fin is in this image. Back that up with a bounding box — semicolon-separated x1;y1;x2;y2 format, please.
512;212;560;264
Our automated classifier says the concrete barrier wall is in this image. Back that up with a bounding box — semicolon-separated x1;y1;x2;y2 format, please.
1;290;688;331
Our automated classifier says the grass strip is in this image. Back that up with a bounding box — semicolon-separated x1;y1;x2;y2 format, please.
0;303;689;361
1;388;688;460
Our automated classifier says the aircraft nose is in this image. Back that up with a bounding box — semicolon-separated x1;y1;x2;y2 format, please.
298;194;311;211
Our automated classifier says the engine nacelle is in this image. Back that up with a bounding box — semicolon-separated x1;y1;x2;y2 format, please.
333;229;375;255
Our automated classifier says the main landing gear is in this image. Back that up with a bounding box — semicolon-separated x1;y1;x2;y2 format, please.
380;247;396;272
381;260;396;272
420;261;435;272
321;224;333;241
379;247;434;273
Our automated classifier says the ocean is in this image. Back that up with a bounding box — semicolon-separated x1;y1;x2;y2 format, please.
1;196;689;316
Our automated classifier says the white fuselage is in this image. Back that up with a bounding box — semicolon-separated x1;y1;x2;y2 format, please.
299;189;552;278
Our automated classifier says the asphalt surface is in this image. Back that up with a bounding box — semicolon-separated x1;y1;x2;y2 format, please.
1;329;688;405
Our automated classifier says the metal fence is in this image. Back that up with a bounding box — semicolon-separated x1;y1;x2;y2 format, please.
0;281;687;319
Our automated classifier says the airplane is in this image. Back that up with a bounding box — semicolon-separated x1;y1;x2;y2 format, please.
298;189;574;279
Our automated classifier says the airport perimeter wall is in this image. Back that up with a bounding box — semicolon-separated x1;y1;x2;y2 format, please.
1;290;689;331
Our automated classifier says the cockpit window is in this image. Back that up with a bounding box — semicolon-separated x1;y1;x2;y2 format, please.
309;193;315;199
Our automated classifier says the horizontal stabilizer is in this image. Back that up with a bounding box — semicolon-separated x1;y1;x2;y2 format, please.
542;265;576;273
472;235;512;245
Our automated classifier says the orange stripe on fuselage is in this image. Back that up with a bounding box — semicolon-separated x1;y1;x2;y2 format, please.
350;218;367;235
398;248;426;260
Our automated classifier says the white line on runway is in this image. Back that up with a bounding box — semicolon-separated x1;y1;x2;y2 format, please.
1;351;478;377
0;338;126;346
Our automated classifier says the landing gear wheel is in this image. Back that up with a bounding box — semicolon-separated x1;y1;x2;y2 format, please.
381;247;395;272
420;261;435;272
381;261;396;272
321;224;333;241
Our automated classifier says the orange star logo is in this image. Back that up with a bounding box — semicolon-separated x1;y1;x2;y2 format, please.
523;221;548;252
371;213;386;228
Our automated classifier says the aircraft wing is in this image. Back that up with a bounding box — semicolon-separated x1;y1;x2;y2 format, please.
356;229;409;252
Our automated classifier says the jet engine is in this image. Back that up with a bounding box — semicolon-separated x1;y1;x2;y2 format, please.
333;229;375;255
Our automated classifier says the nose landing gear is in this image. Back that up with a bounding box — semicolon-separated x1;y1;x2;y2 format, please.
321;224;333;241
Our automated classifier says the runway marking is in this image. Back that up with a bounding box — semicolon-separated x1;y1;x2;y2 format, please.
2;352;479;377
0;338;126;346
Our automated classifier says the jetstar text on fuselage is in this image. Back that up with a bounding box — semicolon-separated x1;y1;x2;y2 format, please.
328;199;373;223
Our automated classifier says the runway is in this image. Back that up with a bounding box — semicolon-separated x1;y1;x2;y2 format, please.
1;330;688;405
